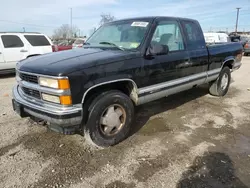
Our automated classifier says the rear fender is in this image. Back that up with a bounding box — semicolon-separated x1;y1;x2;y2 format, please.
221;56;235;69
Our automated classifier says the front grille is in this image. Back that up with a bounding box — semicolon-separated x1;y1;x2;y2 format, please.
20;73;38;84
21;87;41;99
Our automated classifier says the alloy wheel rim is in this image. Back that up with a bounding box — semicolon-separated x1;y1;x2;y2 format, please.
99;104;126;136
221;73;229;90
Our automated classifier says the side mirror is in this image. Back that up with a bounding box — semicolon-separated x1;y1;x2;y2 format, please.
147;43;169;56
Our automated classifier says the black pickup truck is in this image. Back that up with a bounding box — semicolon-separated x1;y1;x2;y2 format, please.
13;16;242;147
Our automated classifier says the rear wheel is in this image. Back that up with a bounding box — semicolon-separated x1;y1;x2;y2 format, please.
209;67;231;96
83;90;134;147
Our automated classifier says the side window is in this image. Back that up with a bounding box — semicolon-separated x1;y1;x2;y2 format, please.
182;21;205;50
24;35;50;46
1;35;24;48
151;20;184;52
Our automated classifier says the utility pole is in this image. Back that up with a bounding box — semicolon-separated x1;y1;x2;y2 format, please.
235;7;241;33
70;8;73;38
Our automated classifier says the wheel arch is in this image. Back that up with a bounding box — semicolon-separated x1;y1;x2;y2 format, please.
81;79;139;105
221;57;235;69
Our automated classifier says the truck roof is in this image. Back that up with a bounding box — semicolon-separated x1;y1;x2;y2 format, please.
110;16;198;23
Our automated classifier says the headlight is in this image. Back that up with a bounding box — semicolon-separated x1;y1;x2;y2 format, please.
39;77;70;89
42;93;60;103
39;77;58;88
42;93;72;105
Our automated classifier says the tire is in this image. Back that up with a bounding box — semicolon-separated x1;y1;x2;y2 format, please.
209;67;231;96
83;90;134;147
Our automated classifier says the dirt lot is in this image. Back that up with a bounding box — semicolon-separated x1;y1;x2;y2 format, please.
0;57;250;188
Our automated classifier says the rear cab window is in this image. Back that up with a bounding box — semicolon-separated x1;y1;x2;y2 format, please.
24;35;51;46
181;20;206;50
1;35;24;48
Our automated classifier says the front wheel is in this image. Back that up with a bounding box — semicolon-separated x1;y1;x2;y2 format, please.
83;90;134;147
209;67;231;96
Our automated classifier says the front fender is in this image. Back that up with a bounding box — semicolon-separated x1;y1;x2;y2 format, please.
81;75;138;104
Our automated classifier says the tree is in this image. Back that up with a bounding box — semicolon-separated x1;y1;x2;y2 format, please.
52;24;79;39
99;13;115;26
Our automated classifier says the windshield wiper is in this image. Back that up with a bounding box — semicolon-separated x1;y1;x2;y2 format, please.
99;41;124;51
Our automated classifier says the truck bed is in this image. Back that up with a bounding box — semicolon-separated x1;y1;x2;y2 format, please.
207;42;242;70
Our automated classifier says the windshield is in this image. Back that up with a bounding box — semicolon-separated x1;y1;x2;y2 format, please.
86;20;150;50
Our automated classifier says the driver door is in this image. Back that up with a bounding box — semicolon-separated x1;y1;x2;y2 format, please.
142;18;190;88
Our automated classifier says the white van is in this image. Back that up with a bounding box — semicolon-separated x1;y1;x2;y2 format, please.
204;32;231;44
0;32;54;74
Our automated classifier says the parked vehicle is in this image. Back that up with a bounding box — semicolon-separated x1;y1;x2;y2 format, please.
204;32;231;44
230;35;250;55
12;17;242;147
243;41;250;56
0;32;54;74
72;38;86;48
239;36;250;56
56;40;74;51
230;35;248;48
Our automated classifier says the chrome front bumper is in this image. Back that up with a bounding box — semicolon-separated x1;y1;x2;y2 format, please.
12;85;82;127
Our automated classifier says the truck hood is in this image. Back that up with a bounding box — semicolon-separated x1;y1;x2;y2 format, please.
17;47;139;76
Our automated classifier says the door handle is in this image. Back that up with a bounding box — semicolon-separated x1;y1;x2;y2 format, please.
184;60;191;65
176;60;192;68
0;52;2;54
20;49;28;52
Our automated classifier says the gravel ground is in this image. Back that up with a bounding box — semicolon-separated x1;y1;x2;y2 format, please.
0;57;250;188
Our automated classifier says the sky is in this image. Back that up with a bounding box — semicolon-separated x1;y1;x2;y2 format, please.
0;0;250;36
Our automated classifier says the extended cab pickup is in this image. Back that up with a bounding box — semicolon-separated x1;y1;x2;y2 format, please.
12;17;243;147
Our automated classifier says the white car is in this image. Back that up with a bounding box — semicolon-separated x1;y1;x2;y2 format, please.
0;32;54;74
204;32;231;44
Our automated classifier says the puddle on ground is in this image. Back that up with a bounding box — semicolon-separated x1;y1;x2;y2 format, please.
138;118;172;136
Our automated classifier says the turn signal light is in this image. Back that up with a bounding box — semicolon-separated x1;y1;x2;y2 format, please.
58;79;70;90
60;96;72;105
